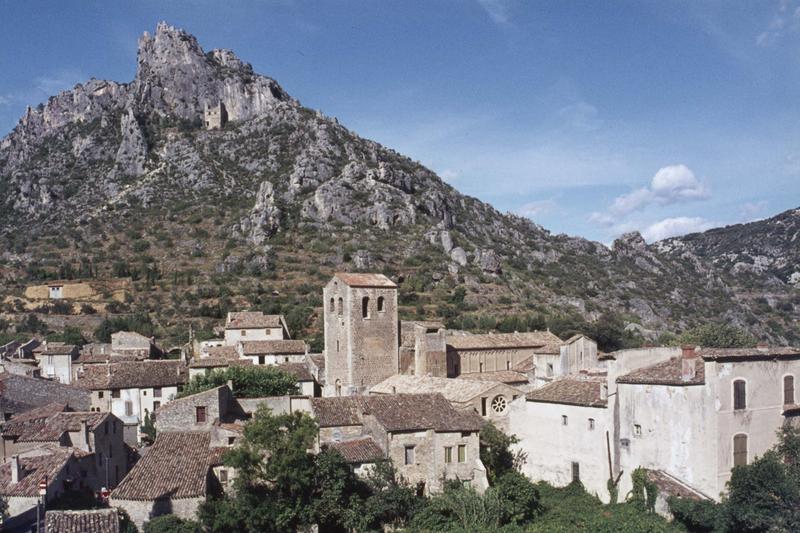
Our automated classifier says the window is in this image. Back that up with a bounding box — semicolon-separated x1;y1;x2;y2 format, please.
362;297;370;318
733;434;748;467
634;424;642;437
98;391;104;399
404;445;415;465
377;296;385;312
479;362;484;373
112;390;120;399
733;380;747;410
228;436;236;446
124;401;133;416
444;447;453;463
458;444;466;463
547;363;554;377
241;330;247;336
196;406;207;424
491;395;508;414
142;390;147;396
506;361;511;370
153;401;161;411
337;298;343;316
481;397;488;416
219;469;228;486
784;376;795;404
588;418;595;431
562;415;568;426
109;444;113;459
284;356;289;363
335;380;342;397
571;462;580;482
258;355;265;365
336;340;340;352
329;298;335;312
154;387;162;398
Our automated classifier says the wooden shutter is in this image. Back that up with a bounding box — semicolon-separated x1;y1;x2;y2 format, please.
733;380;746;410
733;434;747;467
784;376;795;405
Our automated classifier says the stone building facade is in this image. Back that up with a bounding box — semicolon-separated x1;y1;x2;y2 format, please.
323;273;399;396
204;101;228;129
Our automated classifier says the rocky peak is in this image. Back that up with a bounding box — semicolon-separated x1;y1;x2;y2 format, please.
613;231;647;254
134;21;295;123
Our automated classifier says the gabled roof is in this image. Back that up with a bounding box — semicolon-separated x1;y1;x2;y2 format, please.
45;509;120;533
111;432;211;501
73;360;188;390
188;357;252;369
0;373;91;413
0;448;81;497
3;408;110;443
458;371;530;385
446;331;563;352
327;437;384;464
616;357;705;386
1;403;70;438
312;393;484;433
276;362;314;381
40;344;78;356
333;273;397;288
240;340;306;355
225;311;284;330
371;374;517;403
696;346;800;361
526;378;607;408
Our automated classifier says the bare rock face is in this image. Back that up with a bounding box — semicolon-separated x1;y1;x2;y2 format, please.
476;249;502;274
243;181;282;245
111;109;147;177
450;247;467;266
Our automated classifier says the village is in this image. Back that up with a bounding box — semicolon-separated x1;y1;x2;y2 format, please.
0;272;798;531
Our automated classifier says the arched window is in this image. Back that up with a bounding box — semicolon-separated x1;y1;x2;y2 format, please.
733;434;748;467
784;375;795;404
337;298;343;316
329;298;334;312
733;379;746;410
335;379;342;397
377;296;385;312
362;296;370;319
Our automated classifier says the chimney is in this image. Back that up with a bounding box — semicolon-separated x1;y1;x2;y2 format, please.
74;418;90;452
681;345;697;382
10;455;20;484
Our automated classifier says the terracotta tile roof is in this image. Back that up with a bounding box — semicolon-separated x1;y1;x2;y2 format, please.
0;374;91;413
276;362;314;381
371;374;516;403
334;272;397;288
0;448;77;497
616;358;705;386
458;371;530;385
207;446;230;467
526;378;608;407
240;340;307;355
512;356;535;373
309;354;324;372
111;432;211;500
73;360;188;390
188;357;252;369
206;346;240;359
2;403;70;438
327;437;384;463
75;353;145;364
15;412;111;443
45;509;120;533
312;394;484;432
41;344;78;356
225;311;283;329
696;346;800;360
446;331;563;352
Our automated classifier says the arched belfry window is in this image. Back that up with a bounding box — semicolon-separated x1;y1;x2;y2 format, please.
377;296;385;312
362;297;370;319
329;298;335;312
335;380;342;397
337;298;343;316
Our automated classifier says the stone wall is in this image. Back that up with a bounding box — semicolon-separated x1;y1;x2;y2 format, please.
111;496;204;530
155;386;232;433
449;347;539;377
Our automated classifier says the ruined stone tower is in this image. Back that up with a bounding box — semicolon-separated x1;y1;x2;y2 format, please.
204;101;228;130
323;273;399;396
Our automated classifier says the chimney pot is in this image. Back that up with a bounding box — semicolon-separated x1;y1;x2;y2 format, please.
681;345;696;358
10;455;20;484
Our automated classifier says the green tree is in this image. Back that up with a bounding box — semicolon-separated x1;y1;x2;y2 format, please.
410;481;503;533
479;422;526;484
143;514;201;533
679;323;756;348
178;366;298;399
47;326;86;346
493;471;541;525
140;410;156;445
357;460;424;531
311;449;364;531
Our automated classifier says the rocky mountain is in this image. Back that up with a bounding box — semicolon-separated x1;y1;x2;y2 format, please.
0;22;797;344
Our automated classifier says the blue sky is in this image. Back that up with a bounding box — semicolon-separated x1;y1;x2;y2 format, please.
1;1;798;243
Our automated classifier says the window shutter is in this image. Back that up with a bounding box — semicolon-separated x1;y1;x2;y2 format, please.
733;434;747;467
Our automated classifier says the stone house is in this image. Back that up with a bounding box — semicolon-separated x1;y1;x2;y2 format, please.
560;334;600;375
188;347;252;379
445;331;563;380
326;437;385;476
398;320;447;377
111;431;222;530
0;373;91;422
73;360;188;444
1;404;128;488
204;101;228;129
111;331;161;358
0;447;98;527
370;374;523;432
223;311;290;345
311;393;488;494
237;339;308;365
323;273;399;396
34;342;79;383
510;344;800;505
45;509;121;533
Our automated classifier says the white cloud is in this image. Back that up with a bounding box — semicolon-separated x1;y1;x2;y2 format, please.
439;169;460;182
590;164;710;226
477;0;513;25
515;199;556;219
756;0;800;47
641;216;714;242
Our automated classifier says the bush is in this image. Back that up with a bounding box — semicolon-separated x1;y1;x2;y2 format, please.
143;514;201;533
178;366;298;399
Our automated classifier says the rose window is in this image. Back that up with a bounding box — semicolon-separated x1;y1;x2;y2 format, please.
491;395;508;414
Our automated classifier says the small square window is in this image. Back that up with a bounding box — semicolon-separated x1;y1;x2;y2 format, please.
228;436;236;446
634;424;642;437
98;391;104;399
588;418;595;430
444;447;453;463
241;330;247;336
111;390;120;399
404;445;415;465
562;415;568;426
154;388;162;398
196;406;207;424
458;444;466;463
